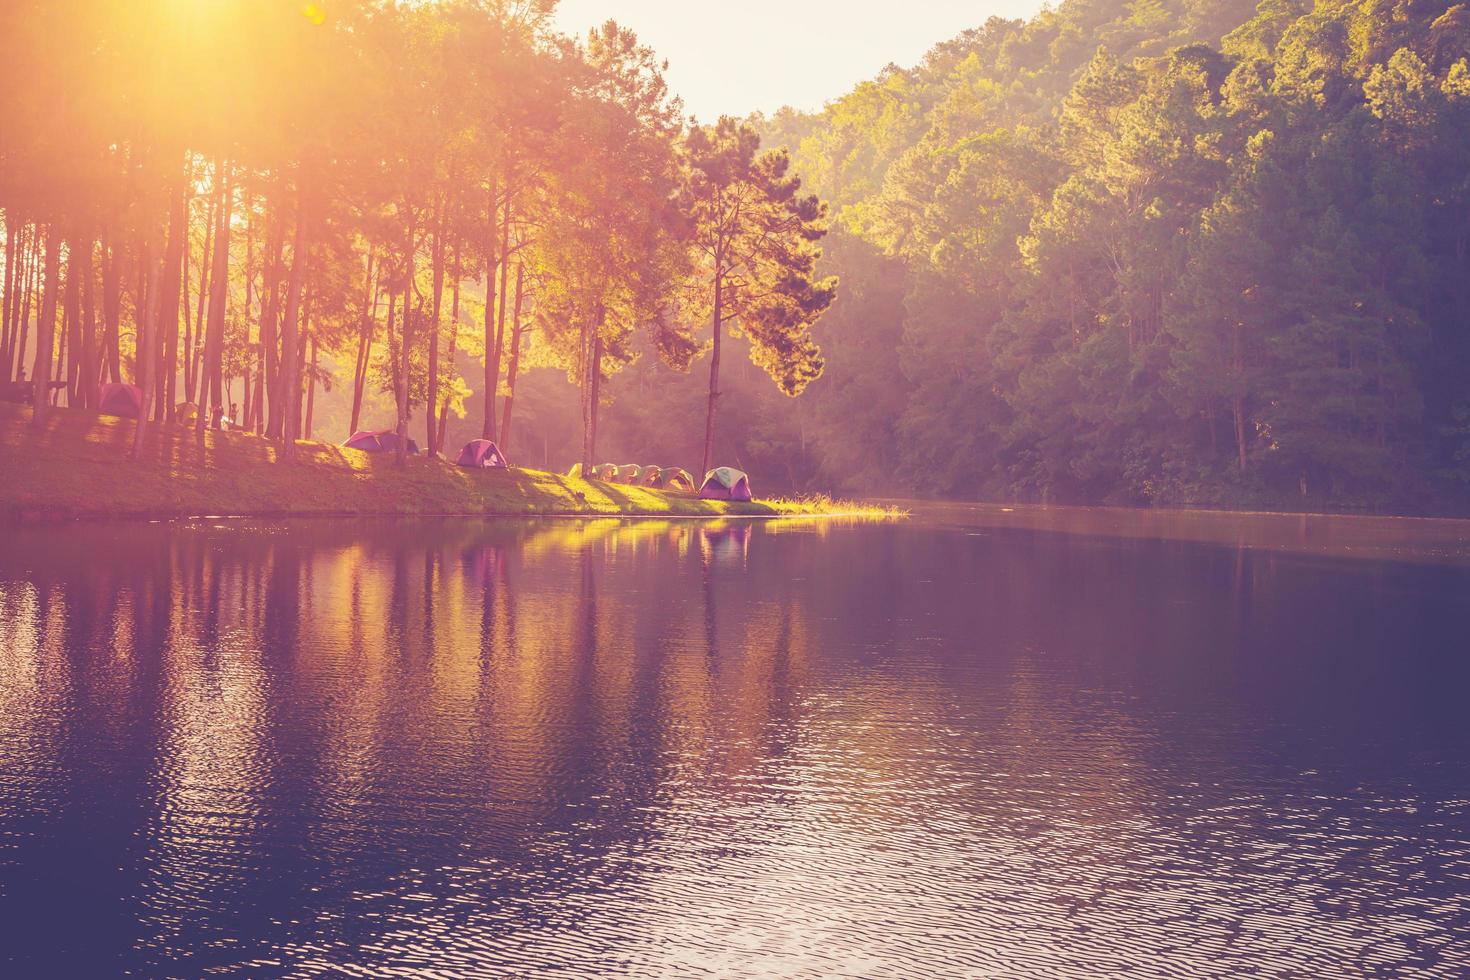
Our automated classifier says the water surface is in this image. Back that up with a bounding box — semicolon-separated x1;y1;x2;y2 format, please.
2;510;1469;977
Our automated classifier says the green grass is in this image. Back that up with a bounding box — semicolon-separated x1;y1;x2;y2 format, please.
0;403;893;523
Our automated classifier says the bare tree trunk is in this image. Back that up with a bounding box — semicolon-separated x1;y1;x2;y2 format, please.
481;179;498;440
396;206;414;466
1;215;18;381
588;330;603;470
1232;322;1246;473
350;251;377;436
279;177;308;457
132;215;165;459
53;282;69;406
79;233;97;407
101;224;122;385
187;189;215;406
427;195;446;454
488;198;512;439
201;160;231;433
499;261;524;452
17;229;40;385
701;272;723;477
305;333;318;440
261;193;284;437
385;287;399;425
63;228;82;406
578;318;590;475
159;173;187;423
580;305;605;474
241;189;255;431
435;239;461;455
30;225;61;427
292;293;311;437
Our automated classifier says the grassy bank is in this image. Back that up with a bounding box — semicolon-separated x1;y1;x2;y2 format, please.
0;404;881;523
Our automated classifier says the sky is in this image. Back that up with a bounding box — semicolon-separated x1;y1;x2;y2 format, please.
553;1;1046;121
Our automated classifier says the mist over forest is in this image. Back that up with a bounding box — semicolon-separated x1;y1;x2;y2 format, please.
5;0;1470;512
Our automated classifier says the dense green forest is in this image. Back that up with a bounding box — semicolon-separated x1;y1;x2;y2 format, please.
589;0;1470;511
5;0;1470;512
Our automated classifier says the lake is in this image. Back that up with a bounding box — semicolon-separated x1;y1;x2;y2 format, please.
2;508;1469;977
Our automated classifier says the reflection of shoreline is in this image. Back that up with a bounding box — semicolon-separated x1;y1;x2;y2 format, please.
901;500;1470;566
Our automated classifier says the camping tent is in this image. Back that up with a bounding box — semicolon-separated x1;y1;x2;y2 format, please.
344;430;420;455
98;383;144;419
638;465;662;486
594;463;619;481
567;462;585;478
456;439;508;469
175;402;200;425
615;464;643;484
699;467;753;501
661;468;696;492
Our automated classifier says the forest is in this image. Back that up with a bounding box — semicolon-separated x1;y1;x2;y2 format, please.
4;0;1470;512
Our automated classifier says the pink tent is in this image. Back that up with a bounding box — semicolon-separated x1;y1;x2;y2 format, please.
98;383;144;419
456;439;508;469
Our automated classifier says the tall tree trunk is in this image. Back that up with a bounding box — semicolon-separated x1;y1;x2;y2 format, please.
1;215;17;381
396;206;414;466
435;240;461;455
578;318;590;474
261;193;284;437
488;198;512;439
481;179;498;440
241;190;255;431
30;225;61;426
79;233;97;407
499;261;524;452
201;160;231;432
132;230;150;384
587;329;604;471
427;198;446;454
292;293;311;437
159;172;187;423
279;177;309;457
701;271;723;476
304;333;318;440
63;228;82;406
186;189;215;406
350;251;377;436
580;305;605;474
100;224;122;384
53;285;69;406
132;214;165;459
1232;322;1246;473
15;226;39;384
385;287;399;427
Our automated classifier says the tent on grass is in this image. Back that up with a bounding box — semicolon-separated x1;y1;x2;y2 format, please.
699;467;753;501
98;383;144;419
660;467;696;492
344;430;420;455
594;462;619;481
456;439;508;469
638;465;662;486
615;464;643;484
175;402;200;426
567;462;586;478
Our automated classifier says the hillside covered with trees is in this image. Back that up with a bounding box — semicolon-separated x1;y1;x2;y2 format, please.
4;0;1470;513
724;0;1470;510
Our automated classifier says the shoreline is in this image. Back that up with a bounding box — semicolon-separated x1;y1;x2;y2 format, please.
0;404;890;525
